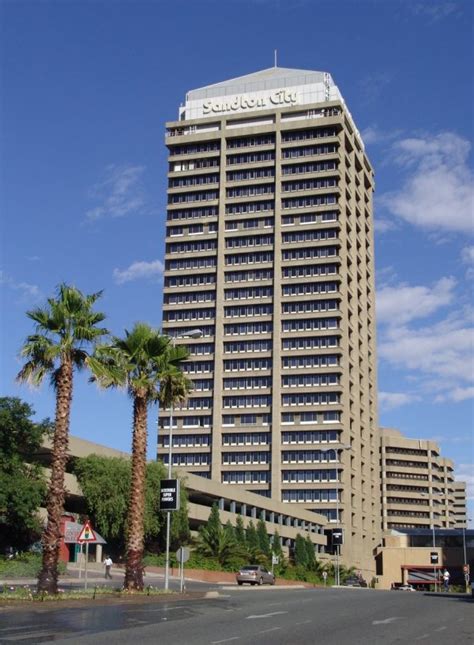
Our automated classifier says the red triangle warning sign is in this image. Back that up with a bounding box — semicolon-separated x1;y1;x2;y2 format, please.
77;520;96;543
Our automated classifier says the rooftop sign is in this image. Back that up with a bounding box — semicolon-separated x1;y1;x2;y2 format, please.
202;88;299;115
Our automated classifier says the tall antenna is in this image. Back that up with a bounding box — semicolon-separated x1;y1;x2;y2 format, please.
274;49;278;68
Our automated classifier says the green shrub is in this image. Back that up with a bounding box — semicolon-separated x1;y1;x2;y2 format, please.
0;554;66;578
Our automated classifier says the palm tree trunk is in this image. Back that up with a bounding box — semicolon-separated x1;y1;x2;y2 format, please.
124;392;148;591
37;359;73;594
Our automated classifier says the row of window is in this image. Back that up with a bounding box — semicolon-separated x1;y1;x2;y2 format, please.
283;264;338;278
227;168;275;181
225;251;273;265
386;472;429;481
167;206;218;220
225;286;273;300
224;340;272;354
222;452;269;465
386;497;429;506
281;128;338;142
282;144;337;159
227;135;275;148
283;246;338;260
283;229;338;243
282;393;340;406
387;510;430;518
222;472;269;484
282;178;337;192
167;257;216;270
282;374;340;387
282;195;337;209
222;432;270;446
223;395;271;408
282;450;339;463
282;469;339;483
282;211;338;226
282;430;340;444
226;185;274;198
165;308;215;321
168;223;216;236
168;454;210;466
182;361;214;374
282;490;338;502
188;344;215;356
225;217;273;231
283;299;339;314
282;318;338;331
282;411;340;423
226;201;274;215
169;174;219;187
282;355;340;369
168;240;217;254
282;281;339;296
170;142;220;156
225;269;273;283
224;322;272;335
282;161;337;175
162;435;211;447
282;337;339;350
222;414;271;426
165;274;216;287
223;377;271;390
227;151;275;165
166;291;215;305
226;234;273;248
224;304;273;317
224;358;271;371
171;158;219;172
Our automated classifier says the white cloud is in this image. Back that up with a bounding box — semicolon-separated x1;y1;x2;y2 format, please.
435;386;474;403
113;259;164;284
86;164;146;221
378;391;421;410
380;133;474;233
0;270;43;302
376;277;456;325
456;464;474;502
462;246;474;264
361;126;402;146
410;2;461;22
379;314;474;394
374;217;397;234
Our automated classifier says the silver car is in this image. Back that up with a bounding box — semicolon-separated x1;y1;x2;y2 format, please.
236;565;276;586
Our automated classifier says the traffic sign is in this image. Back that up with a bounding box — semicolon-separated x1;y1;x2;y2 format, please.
176;547;190;564
77;520;96;543
272;555;279;565
430;551;439;565
322;571;328;579
463;564;470;574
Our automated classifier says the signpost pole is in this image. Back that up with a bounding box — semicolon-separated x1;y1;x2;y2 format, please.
180;550;185;594
78;543;82;579
84;542;89;590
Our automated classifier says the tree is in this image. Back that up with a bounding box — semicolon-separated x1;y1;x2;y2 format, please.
74;456;189;553
256;518;271;559
235;515;246;548
246;520;259;558
0;397;52;550
305;535;316;571
196;506;246;569
17;284;107;594
294;533;308;568
271;530;283;558
90;323;191;591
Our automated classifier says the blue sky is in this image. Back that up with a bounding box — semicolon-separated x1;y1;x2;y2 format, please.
1;1;473;518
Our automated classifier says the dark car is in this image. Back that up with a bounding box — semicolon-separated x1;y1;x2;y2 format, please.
236;565;275;586
343;576;368;588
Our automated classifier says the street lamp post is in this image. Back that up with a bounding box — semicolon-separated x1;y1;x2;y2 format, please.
421;491;443;592
462;518;472;594
163;328;202;591
334;444;352;586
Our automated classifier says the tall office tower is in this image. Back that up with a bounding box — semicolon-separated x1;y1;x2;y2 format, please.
159;67;380;572
380;428;458;531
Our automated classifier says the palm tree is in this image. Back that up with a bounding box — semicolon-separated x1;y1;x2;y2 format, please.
90;323;191;591
16;283;108;594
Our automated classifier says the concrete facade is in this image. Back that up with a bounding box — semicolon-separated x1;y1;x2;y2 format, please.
159;67;380;575
36;436;328;551
451;481;468;528
380;428;461;531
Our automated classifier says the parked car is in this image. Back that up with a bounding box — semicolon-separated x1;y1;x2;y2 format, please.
391;583;416;592
342;576;368;588
236;565;275;586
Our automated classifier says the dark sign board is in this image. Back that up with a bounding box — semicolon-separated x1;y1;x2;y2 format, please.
332;530;344;546
160;479;180;511
430;551;439;564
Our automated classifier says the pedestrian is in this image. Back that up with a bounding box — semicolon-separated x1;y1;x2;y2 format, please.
442;568;450;592
104;555;113;579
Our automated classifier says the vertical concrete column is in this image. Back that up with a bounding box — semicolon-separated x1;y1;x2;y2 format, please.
211;120;227;482
230;501;236;514
251;507;257;519
241;504;247;517
95;544;103;564
218;497;225;511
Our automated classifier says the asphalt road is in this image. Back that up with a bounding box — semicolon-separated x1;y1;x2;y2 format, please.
0;587;472;644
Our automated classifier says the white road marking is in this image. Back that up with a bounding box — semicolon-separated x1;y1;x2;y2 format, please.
295;620;312;625
0;626;42;633
246;611;288;620
434;626;447;632
210;638;240;644
415;634;430;641
372;617;402;625
1;631;55;642
258;627;281;634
